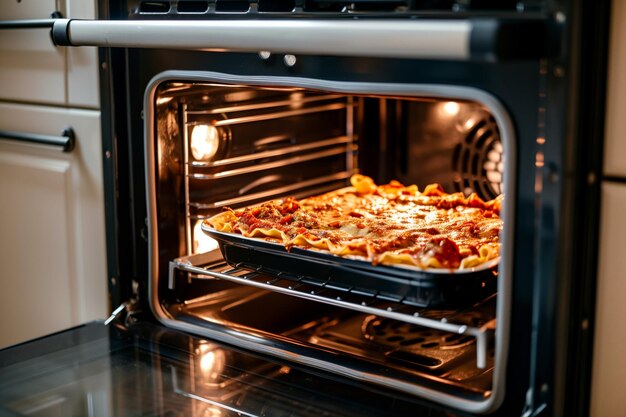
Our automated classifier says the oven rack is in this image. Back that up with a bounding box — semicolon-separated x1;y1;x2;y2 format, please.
169;251;496;368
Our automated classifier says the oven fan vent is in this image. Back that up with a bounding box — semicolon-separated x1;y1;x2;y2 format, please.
452;114;503;201
178;1;211;12
134;0;539;16
216;0;252;12
139;1;171;13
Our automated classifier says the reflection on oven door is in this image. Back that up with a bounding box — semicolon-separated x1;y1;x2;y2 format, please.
0;321;447;417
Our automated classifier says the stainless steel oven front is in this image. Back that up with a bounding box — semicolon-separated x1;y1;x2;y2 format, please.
43;1;606;416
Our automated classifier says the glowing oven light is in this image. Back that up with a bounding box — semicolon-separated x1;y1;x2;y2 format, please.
203;407;223;417
442;101;460;116
190;124;220;161
200;351;222;378
193;220;218;253
193;220;219;254
197;343;226;385
156;96;173;106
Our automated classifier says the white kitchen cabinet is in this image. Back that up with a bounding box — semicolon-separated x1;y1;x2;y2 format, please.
0;0;65;105
603;0;626;177
65;0;100;108
591;184;626;417
0;0;99;108
0;103;107;348
591;1;626;415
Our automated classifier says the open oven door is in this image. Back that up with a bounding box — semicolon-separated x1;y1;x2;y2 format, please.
0;320;460;417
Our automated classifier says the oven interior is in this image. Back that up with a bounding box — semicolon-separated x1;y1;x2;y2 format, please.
150;80;506;408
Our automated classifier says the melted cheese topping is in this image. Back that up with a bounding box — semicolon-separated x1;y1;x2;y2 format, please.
206;175;503;270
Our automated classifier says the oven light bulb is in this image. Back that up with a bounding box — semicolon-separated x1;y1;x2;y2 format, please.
191;124;220;161
442;101;460;116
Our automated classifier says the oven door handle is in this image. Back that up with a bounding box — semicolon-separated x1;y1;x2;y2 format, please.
50;18;556;61
0;127;76;153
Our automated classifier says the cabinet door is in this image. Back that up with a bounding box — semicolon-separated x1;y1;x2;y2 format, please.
0;0;66;105
65;0;100;108
0;103;107;348
604;0;626;177
0;0;99;108
591;183;626;417
593;1;626;414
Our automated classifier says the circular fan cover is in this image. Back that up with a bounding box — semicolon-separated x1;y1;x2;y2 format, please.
452;114;504;201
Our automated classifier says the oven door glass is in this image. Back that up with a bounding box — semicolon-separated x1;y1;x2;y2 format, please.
0;321;452;417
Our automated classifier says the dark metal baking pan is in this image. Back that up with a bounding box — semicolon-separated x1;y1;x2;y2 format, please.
201;226;498;308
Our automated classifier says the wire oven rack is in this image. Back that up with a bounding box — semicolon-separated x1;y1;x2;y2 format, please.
169;251;496;369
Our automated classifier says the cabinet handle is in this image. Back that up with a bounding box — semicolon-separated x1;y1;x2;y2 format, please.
0;11;62;30
0;18;56;29
0;127;75;152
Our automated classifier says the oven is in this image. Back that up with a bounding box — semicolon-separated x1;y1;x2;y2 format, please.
0;1;609;416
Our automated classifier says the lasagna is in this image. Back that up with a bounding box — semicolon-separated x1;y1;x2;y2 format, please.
205;175;503;270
